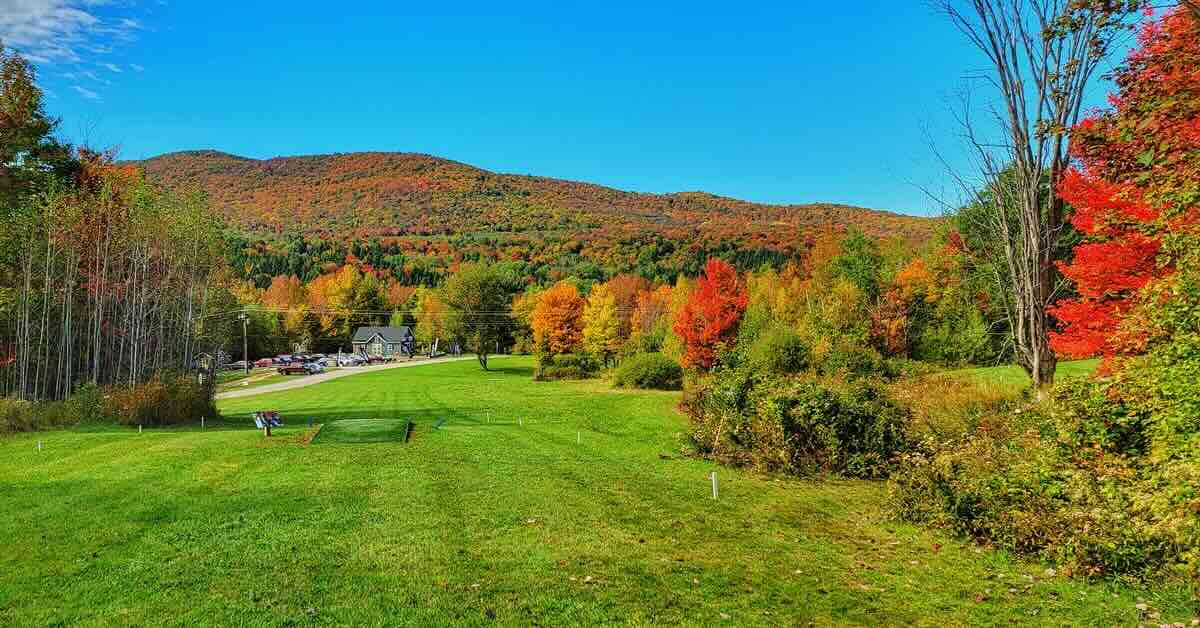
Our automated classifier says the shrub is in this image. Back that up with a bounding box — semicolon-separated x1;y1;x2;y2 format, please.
0;386;107;433
888;374;1022;442
534;353;599;381
1;374;213;433
809;335;886;378
888;364;1200;579
613;353;683;390
0;399;37;432
102;373;216;426
685;368;910;478
746;326;808;375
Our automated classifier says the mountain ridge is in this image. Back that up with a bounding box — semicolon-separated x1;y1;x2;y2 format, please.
134;150;936;246
141;149;917;214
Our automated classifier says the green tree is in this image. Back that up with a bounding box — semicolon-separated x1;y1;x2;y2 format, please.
441;264;514;370
0;42;75;209
830;229;883;302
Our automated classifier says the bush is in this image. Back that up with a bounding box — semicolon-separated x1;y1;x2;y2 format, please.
613;353;683;390
102;373;216;426
534;353;600;381
888;363;1200;579
0;384;110;433
684;368;910;478
809;335;886;378
1;374;213;433
888;373;1022;442
746;326;808;375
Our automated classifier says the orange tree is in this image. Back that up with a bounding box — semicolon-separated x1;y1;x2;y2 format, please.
531;281;585;355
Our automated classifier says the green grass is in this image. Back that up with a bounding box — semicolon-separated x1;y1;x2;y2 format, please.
947;358;1100;390
1;357;1194;626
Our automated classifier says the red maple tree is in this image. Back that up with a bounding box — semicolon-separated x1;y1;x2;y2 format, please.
1049;7;1200;359
673;258;748;370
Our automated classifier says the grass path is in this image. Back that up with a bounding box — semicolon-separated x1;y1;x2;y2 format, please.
1;358;1194;625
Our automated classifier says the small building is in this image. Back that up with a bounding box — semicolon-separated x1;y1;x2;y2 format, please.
352;326;415;358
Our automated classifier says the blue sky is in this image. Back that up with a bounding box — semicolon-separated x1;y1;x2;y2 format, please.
3;1;1123;216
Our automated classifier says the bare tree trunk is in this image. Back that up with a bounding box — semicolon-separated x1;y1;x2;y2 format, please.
936;0;1139;391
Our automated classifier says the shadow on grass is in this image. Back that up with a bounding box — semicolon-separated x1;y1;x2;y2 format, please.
484;363;535;378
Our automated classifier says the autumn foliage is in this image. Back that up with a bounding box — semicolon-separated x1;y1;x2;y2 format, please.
1050;7;1200;358
582;283;621;363
673;258;748;370
531;281;585;355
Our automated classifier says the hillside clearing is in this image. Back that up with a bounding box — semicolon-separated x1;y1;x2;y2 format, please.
0;358;1192;625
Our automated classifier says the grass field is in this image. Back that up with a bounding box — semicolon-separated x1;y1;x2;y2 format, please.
1;357;1194;625
947;358;1100;390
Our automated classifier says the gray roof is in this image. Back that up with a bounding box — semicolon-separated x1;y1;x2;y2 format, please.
352;326;413;344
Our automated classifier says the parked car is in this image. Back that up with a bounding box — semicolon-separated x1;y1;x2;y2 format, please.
225;360;250;371
254;358;274;368
305;362;325;374
364;355;386;365
276;355;294;364
337;355;363;367
277;364;310;376
319;357;338;367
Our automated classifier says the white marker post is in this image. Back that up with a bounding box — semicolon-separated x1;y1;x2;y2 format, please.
138;425;142;434
201;417;205;430
37;440;43;452
710;472;718;500
577;431;581;445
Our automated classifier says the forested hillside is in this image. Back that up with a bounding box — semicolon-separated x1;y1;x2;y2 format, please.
136;150;936;286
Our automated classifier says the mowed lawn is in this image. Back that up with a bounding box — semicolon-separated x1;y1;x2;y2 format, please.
950;358;1101;389
1;358;1193;626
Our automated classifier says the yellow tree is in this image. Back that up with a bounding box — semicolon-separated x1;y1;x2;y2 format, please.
661;276;693;363
412;287;446;352
582;283;620;366
531;281;584;355
511;289;541;354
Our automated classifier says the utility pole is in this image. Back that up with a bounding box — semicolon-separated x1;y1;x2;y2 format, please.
238;311;249;374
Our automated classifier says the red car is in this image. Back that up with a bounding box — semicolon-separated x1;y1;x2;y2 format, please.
254;358;274;368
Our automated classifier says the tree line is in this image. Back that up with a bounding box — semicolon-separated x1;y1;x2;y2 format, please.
0;43;232;401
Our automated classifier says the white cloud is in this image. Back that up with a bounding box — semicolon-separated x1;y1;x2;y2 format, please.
129;62;143;72
71;84;100;100
2;1;148;101
80;69;110;84
0;1;143;64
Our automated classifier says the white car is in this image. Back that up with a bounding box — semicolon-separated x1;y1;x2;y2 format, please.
337;355;364;367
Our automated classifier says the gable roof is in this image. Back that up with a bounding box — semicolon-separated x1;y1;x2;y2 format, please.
352;326;413;344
